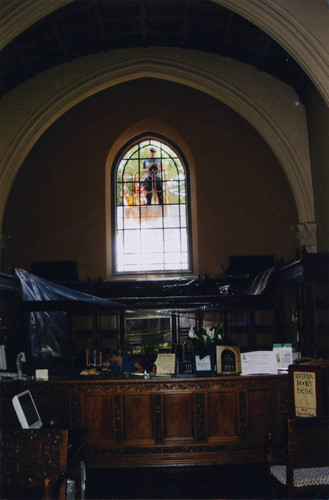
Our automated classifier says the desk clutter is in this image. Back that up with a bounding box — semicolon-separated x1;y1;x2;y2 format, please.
77;342;300;378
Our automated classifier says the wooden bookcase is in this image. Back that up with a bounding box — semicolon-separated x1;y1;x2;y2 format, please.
275;253;329;358
1;254;327;376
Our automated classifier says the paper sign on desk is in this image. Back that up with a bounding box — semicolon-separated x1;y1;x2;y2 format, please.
155;353;176;375
241;351;278;375
195;355;212;371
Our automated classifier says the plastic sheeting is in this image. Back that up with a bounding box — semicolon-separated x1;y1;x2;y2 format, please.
244;266;275;295
15;268;121;365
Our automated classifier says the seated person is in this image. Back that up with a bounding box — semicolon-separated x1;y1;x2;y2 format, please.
106;349;143;374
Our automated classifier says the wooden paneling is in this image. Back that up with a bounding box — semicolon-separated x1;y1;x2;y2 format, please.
247;389;279;441
122;394;154;443
99;314;118;332
0;429;68;499
0;375;288;468
82;394;115;445
164;393;194;441
73;314;93;332
208;391;238;440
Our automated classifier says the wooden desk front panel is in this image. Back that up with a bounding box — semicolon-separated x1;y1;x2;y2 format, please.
163;393;194;443
207;390;239;442
0;375;288;467
247;388;282;442
81;394;116;447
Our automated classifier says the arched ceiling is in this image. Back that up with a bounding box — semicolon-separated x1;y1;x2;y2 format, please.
0;0;313;101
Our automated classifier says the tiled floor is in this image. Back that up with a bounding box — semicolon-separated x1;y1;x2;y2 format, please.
85;463;271;499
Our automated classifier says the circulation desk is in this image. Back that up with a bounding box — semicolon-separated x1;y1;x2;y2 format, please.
0;374;288;468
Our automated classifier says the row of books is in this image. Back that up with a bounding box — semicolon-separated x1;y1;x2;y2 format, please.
85;348;103;368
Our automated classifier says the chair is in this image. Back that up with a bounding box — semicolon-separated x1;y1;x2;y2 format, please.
267;416;329;498
0;429;68;499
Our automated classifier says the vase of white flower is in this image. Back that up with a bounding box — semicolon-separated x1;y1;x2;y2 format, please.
188;322;224;360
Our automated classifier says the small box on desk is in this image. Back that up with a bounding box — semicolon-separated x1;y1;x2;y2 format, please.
216;346;241;374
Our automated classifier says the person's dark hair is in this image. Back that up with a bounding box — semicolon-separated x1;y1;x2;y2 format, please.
103;348;121;359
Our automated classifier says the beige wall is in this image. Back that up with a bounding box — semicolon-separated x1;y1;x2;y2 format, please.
307;88;329;253
3;79;298;280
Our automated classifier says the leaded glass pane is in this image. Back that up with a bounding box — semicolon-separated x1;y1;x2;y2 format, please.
113;137;191;274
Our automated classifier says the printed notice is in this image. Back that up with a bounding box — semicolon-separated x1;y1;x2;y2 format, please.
240;351;278;375
293;371;317;417
155;354;176;375
195;355;212;372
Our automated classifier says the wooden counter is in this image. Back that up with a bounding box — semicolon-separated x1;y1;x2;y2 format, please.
0;374;288;468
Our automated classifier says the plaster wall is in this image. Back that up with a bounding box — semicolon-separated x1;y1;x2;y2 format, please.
307;88;329;252
0;48;313;230
3;79;298;280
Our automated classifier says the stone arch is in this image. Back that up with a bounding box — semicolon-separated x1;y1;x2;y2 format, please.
0;50;314;230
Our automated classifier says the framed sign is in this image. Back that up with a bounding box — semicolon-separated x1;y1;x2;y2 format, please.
155;354;176;375
289;365;324;417
216;346;241;374
192;352;216;376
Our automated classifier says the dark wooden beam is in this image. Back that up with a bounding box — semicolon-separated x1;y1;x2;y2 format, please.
12;40;29;71
50;13;68;57
182;0;190;48
139;0;147;46
222;10;235;56
256;36;273;71
93;0;107;45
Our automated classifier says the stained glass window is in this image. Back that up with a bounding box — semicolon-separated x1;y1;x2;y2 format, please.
113;137;191;274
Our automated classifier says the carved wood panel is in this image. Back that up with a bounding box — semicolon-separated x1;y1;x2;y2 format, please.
163;393;194;442
195;392;206;442
81;394;115;445
34;391;70;429
122;393;155;444
0;429;67;494
247;389;279;441
0;376;289;467
207;391;239;441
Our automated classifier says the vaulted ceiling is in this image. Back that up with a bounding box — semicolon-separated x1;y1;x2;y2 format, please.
0;0;313;101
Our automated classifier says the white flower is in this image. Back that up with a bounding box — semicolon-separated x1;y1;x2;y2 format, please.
217;333;222;340
205;327;215;340
188;326;196;339
202;334;208;343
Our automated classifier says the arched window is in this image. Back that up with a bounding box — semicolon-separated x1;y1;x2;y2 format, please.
112;136;192;275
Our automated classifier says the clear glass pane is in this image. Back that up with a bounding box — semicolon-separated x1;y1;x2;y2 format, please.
116;181;124;206
164;252;182;264
117;160;126;178
143;252;164;265
180;228;188;252
123;230;141;252
140;206;163;228
180;205;187;226
160;143;173;158
164;205;180;228
116;207;124;230
123;159;139;177
164;228;181;252
164;259;188;271
141;229;164;253
123;207;140;229
116;231;124;271
166;180;180;204
141;262;163;271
